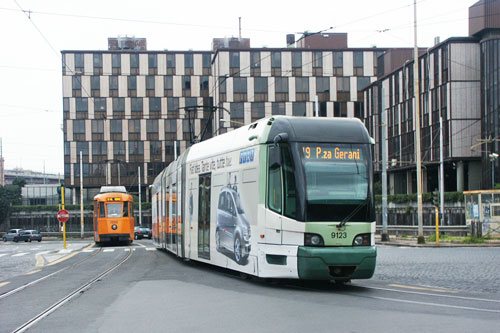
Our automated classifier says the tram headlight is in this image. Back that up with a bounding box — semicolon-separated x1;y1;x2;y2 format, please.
304;233;324;247
112;224;118;230
353;234;370;246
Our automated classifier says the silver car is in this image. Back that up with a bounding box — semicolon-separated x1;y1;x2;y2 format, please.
2;229;24;242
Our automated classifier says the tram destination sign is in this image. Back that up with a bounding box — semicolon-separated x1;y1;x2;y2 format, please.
57;209;70;223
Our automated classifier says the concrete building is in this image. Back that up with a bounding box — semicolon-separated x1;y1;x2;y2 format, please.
363;0;500;194
61;35;388;202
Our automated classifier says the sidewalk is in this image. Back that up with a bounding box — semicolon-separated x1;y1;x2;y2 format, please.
375;235;500;247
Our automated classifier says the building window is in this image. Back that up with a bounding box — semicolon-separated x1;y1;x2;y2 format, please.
233;77;247;93
146;75;155;95
148;54;157;68
167;97;179;112
73;120;85;133
74;54;84;69
109;76;119;92
334;102;347;117
295;77;309;93
254;77;268;94
147;119;158;133
113;98;125;112
219;77;227;93
165;119;177;133
353;52;363;75
316;77;330;93
292;102;306;117
313;51;322;68
185;54;194;68
230;52;240;68
129;141;144;155
333;52;343;75
112;54;121;70
202;54;211;68
92;142;107;155
357;77;371;91
75;98;88;112
292;52;302;68
272;52;281;68
93;54;102;68
114;141;125;155
354;102;363;119
110;120;122;133
200;76;209;91
129;119;141;133
92;120;104;133
251;102;265;121
72;75;82;90
182;76;191;90
94;98;106;112
230;103;244;121
275;77;288;93
337;77;350;92
272;102;286;115
150;97;161;112
128;76;137;90
167;54;176;68
251;51;260;68
130;54;139;69
131;98;143;112
76;141;89;155
164;76;173;90
64;142;70;155
91;76;100;91
150;141;161;155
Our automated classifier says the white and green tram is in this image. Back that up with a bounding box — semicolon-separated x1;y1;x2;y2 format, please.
152;116;376;281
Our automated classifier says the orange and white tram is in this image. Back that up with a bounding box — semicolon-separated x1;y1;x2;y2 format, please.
93;186;134;244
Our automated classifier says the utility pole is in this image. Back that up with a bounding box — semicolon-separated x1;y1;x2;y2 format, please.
414;0;425;244
138;165;142;226
439;114;444;223
314;96;319;117
381;85;389;241
80;151;84;239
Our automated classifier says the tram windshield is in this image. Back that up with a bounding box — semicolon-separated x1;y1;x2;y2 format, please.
107;203;123;217
300;143;371;222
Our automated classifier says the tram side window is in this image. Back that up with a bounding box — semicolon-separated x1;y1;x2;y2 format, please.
99;202;105;218
123;201;129;217
282;146;297;219
268;146;283;213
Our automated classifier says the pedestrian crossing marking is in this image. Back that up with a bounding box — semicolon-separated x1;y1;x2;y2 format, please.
0;254;7;258
103;249;115;252
145;248;156;251
81;249;96;252
12;252;29;257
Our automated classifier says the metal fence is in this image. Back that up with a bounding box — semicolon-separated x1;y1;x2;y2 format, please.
0;211;152;234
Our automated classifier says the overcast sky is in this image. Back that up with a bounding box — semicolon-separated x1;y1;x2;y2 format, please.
0;0;476;174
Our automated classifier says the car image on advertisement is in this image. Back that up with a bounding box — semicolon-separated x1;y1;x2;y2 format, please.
216;185;251;265
2;229;24;242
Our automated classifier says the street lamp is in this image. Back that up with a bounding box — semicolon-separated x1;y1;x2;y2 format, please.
489;153;498;189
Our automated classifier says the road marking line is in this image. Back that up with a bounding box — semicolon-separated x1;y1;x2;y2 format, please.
124;248;130;252
58;249;72;254
388;284;456;293
136;243;147;248
145;248;156;251
47;252;79;266
364;294;500;314
103;249;115;252
362;285;500;303
12;252;29;257
81;249;96;252
0;282;9;288
36;254;45;267
25;269;41;275
36;251;50;255
0;254;7;258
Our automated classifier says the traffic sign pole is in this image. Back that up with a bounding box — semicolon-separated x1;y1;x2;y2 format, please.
62;186;66;249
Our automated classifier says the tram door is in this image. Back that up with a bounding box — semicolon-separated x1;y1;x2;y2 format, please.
198;173;211;259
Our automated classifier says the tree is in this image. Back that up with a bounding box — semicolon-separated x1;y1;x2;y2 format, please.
0;178;26;223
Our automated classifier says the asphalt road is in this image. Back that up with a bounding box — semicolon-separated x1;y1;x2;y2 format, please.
0;241;499;332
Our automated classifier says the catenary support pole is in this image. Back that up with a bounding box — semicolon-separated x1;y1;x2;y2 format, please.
439;114;444;223
138;166;142;226
381;85;389;241
80;151;84;239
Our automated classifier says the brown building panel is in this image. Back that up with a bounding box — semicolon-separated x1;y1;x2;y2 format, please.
469;0;500;37
296;33;348;49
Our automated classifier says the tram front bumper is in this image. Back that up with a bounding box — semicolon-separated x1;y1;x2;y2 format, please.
100;233;131;242
297;246;377;280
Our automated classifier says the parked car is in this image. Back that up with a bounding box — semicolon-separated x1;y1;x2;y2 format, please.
135;226;152;240
19;230;42;242
2;229;24;242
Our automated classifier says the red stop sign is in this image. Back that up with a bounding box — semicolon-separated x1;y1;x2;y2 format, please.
57;210;70;223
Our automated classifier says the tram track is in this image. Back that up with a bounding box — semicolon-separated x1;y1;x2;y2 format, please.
0;246;104;301
10;244;134;333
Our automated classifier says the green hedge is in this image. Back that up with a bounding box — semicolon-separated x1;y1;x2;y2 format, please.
375;192;463;204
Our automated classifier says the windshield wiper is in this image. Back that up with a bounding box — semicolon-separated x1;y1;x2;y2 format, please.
337;198;369;228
